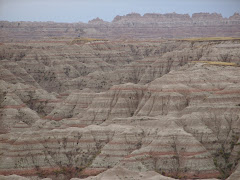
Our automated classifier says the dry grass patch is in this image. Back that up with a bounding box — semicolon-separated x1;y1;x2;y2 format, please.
70;38;107;44
192;61;239;66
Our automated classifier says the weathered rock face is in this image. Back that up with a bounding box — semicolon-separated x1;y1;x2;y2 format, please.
229;13;240;20
192;13;223;20
1;12;240;42
0;39;239;94
0;78;61;133
0;126;112;176
0;39;240;180
45;89;96;121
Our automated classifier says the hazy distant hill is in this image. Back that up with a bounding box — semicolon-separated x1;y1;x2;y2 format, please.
1;12;240;42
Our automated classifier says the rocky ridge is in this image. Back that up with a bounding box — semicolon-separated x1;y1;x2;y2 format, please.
1;12;240;42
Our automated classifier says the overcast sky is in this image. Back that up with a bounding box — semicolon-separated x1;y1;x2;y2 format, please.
0;0;239;23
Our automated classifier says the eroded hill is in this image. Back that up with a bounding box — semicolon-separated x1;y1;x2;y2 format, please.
0;38;240;180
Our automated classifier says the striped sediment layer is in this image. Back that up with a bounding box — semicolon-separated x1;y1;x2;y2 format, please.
0;125;113;177
0;123;219;179
45;89;96;121
1;39;240;94
0;62;239;179
0;80;61;133
0;39;240;179
1;13;240;41
73;63;240;126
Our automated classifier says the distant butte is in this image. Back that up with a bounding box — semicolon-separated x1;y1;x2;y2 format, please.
88;17;107;24
1;12;240;42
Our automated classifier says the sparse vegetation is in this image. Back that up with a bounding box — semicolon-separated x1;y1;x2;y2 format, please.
202;113;240;179
14;133;104;179
192;61;239;66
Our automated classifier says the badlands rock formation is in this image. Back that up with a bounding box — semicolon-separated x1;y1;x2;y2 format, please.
81;166;178;180
1;12;240;42
0;38;240;180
